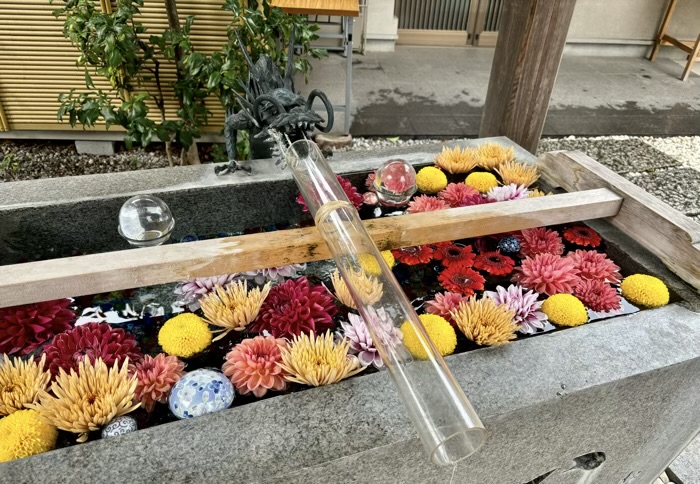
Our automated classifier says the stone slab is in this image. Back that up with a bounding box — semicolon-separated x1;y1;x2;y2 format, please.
670;435;700;484
74;140;116;156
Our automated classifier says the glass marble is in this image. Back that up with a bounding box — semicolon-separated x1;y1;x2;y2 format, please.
118;194;175;247
169;369;235;419
373;159;417;207
101;415;138;439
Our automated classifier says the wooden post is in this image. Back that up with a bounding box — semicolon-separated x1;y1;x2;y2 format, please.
479;0;577;153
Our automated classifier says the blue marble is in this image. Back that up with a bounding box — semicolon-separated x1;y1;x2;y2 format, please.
169;369;235;419
101;415;138;439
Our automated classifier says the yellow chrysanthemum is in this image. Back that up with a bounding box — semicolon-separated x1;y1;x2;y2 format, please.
329;269;383;309
0;354;51;416
496;160;539;187
357;251;395;276
620;274;669;308
201;281;271;341
159;313;212;358
465;172;499;194
0;409;57;463
476;142;514;169
416;166;448;194
528;188;551;197
400;314;457;360
29;358;139;443
450;297;517;346
278;331;365;387
434;146;478;174
541;294;588;327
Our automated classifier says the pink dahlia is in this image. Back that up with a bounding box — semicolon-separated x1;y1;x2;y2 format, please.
365;173;376;191
296;175;363;213
484;284;548;334
486;184;529;202
407;195;449;213
249;277;337;338
438;183;482;208
43;322;142;376
425;292;467;325
518;227;565;257
174;274;238;311
222;336;288;397
567;250;621;284
339;313;400;369
513;253;581;296
239;263;306;285
0;299;75;356
574;279;621;313
129;353;185;412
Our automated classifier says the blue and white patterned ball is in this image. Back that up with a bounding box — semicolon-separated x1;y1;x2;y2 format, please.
101;415;138;439
169;369;234;419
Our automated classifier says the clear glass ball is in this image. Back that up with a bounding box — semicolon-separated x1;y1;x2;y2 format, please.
118;195;175;247
373;159;417;207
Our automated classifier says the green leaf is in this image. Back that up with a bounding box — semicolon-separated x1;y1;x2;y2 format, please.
84;69;94;89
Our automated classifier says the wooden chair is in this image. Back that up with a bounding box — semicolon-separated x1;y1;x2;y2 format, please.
649;0;700;81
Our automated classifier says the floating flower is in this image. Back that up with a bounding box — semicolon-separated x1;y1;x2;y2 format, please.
200;281;272;341
365;172;376;191
415;166;448;194
43;322;142;377
392;245;434;265
278;331;364;387
528;189;550;197
0;299;74;357
174;274;238;311
620;274;669;308
237;264;306;285
497;235;521;254
438;183;483;208
465;172;499;193
158;313;212;358
433;243;475;268
407;195;449;213
574;279;621;313
541;294;588;327
438;265;485;296
450;297;518;346
0;409;57;463
329;269;383;309
129;354;185;412
513;253;580;296
0;354;51;416
425;292;467;324
434;145;478;174
567;250;621;284
476;142;514;169
496;160;539;187
250;277;337;339
222;336;288;397
486;183;529;202
562;225;601;248
340;312;400;369
357;251;395;276
296;175;363;212
483;285;547;334
473;251;515;276
29;358;139;443
400;314;457;360
518;227;565;257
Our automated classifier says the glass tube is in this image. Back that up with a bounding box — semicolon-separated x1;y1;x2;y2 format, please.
285;139;486;465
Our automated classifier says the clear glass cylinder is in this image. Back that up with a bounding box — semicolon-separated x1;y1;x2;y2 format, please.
285;140;486;465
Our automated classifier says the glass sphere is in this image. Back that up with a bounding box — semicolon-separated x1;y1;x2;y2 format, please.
373;159;417;207
118;195;175;247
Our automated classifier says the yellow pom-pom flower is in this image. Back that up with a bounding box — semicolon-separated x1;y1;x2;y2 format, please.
159;313;212;358
621;274;669;308
465;172;499;193
542;294;588;327
416;166;448;194
0;409;57;463
400;314;457;360
358;251;395;276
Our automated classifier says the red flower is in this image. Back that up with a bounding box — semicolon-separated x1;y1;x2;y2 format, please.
0;299;75;356
567;250;621;284
129;354;185;412
512;253;580;296
392;245;434;265
438;265;486;296
433;244;475;268
407;195;449;213
517;227;564;257
438;183;482;208
563;225;601;248
574;279;621;313
249;277;337;338
222;336;289;398
296;175;363;213
43;322;142;376
473;251;515;276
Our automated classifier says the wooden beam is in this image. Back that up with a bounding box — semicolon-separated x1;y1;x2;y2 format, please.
270;0;360;17
479;0;577;153
0;189;622;308
649;0;678;62
540;151;700;291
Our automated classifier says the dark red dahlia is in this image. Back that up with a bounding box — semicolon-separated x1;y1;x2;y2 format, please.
296;175;363;213
574;279;621;313
250;277;337;338
42;322;142;376
433;244;475;269
392;245;434;265
0;299;75;356
473;251;515;276
438;265;486;296
562;225;601;248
